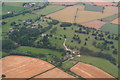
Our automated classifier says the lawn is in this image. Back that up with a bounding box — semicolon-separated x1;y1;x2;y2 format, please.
32;4;65;15
16;46;63;59
100;23;118;34
84;4;103;12
73;55;118;78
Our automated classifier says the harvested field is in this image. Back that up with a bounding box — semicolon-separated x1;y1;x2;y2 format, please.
111;18;120;24
70;62;114;78
81;20;106;29
1;56;55;78
50;2;77;5
46;6;118;24
35;68;75;78
93;2;117;6
46;5;85;23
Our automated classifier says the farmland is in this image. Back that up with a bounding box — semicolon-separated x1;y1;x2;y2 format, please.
16;46;63;60
111;18;120;25
100;23;118;34
1;2;119;79
81;20;106;29
2;56;55;78
2;2;29;15
35;68;75;78
70;62;114;78
32;5;65;15
46;5;118;24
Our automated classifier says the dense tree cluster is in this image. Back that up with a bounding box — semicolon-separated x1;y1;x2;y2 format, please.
60;22;72;27
2;39;18;51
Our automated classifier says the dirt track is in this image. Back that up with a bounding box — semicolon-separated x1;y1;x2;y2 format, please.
1;56;55;78
70;62;115;78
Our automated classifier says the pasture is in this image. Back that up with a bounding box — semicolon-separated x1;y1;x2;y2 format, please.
16;46;63;59
32;5;65;15
100;23;118;34
1;56;55;78
2;3;28;15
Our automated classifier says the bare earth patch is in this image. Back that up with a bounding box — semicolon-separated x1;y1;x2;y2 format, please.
70;62;114;78
81;20;106;29
1;56;55;78
35;68;75;78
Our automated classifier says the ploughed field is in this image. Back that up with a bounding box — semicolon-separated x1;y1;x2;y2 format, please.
1;56;74;78
2;56;54;78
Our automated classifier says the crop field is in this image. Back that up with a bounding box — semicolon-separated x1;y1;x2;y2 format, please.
46;5;118;24
74;56;118;77
35;68;75;78
84;4;103;12
1;2;119;79
92;2;117;6
1;56;55;78
50;2;77;5
101;14;118;22
111;18;120;25
81;20;106;29
32;5;65;15
70;62;115;78
100;23;118;34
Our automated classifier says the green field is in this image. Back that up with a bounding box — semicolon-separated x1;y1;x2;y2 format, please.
69;55;118;77
100;23;118;34
2;4;28;15
32;5;65;15
16;46;63;59
101;14;118;22
85;4;103;12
